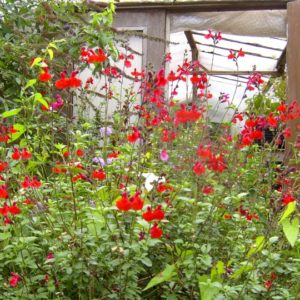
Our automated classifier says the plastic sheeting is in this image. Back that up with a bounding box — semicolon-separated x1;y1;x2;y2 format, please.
169;10;287;37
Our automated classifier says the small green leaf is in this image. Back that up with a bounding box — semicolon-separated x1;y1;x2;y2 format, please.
279;201;296;224
211;261;225;281
143;264;176;291
8;123;26;143
30;57;42;68
231;263;253;279
198;275;221;300
24;79;37;90
247;236;266;258
34;93;49;109
47;48;54;60
0;232;11;241
2;108;22;118
282;218;299;247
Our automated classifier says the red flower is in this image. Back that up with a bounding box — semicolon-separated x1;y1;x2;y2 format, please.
87;48;107;64
142;206;154;222
223;213;232;220
127;126;140;143
282;193;295;206
116;193;132;211
156;69;168;87
267;113;278;128
193;162;206;175
0;161;8;172
55;71;81;89
264;280;272;290
157;183;174;193
55;72;69;89
283;127;291;138
152;205;165;220
190;74;200;84
12;148;21;160
76;149;85;157
39;68;52;82
130;191;144;211
9;202;21;215
63;150;70;158
21;148;32;160
202;185;214;195
92;169;106;181
277;101;286;113
21;176;42;189
0;185;8;199
150;223;163;239
237;48;245;57
197;145;212;159
9;273;21;287
0;202;9;215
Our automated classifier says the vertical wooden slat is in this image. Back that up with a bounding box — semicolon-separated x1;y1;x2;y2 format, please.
287;0;300;148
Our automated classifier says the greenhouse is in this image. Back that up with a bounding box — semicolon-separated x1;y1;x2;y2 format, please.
0;0;300;299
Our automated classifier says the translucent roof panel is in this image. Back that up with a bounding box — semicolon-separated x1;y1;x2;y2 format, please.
168;30;287;122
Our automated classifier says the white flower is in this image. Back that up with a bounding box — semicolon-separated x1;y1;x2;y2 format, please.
142;173;165;191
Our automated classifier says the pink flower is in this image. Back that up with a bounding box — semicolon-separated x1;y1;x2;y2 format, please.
160;149;169;161
9;272;21;287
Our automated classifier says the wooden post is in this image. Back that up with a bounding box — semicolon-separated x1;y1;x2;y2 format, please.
287;0;300;148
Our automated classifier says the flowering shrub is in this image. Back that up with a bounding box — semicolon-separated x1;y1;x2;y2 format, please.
0;12;300;300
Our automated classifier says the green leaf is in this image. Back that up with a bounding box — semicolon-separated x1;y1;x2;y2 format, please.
47;48;54;60
231;263;253;279
282;218;299;247
34;93;49;109
2;108;22;118
0;232;11;241
24;79;37;90
279;201;296;224
247;236;266;258
143;264;176;291
198;275;221;300
8;123;26;143
211;261;225;281
30;57;42;68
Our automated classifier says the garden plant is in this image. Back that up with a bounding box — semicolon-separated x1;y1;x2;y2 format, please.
1;1;300;300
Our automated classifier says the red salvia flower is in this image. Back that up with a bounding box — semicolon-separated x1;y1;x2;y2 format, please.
116;193;132;211
282;193;295;206
9;202;21;215
12;148;21;160
127;126;140;143
142;206;155;222
0;185;8;199
0;202;9;215
150;223;163;239
130;191;144;211
87;48;107;64
0;161;8;172
21;176;42;189
92;169;106;181
152;205;165;220
202;185;214;195
39;68;52;82
21;148;32;160
76;149;85;157
9;273;21;287
193;161;206;175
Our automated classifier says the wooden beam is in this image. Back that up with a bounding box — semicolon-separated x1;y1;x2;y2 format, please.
286;0;300;149
192;32;285;52
88;1;291;12
185;31;199;101
200;70;278;76
196;42;279;60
